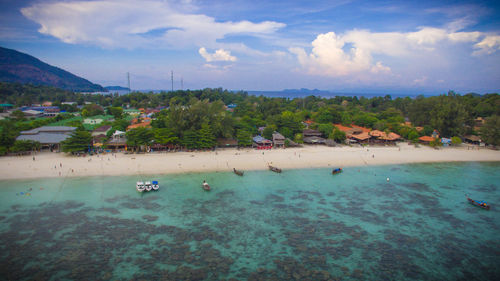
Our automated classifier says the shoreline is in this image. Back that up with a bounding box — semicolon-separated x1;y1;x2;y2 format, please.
0;144;499;180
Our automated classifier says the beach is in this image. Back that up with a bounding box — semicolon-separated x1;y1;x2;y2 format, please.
0;143;499;180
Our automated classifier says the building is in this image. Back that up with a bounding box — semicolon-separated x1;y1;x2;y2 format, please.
106;130;127;151
92;125;112;137
43;107;60;117
22;109;44;117
272;132;286;147
16;126;76;151
418;136;436;144
303;129;322;138
252;135;272;149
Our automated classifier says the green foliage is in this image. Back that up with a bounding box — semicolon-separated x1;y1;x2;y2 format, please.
11;110;25;120
313;106;342;123
407;131;419;142
107;107;123;119
294;133;303;144
126;127;154;151
284;139;290;147
82;104;104;117
451;136;462;146
429;138;441;147
197;123;216;149
262;125;277;140
11;140;40;152
330;128;346;143
182;130;198;149
153;128;178;145
61;130;92;153
111;119;130;133
236;129;252;147
480;115;500;146
317;123;334;138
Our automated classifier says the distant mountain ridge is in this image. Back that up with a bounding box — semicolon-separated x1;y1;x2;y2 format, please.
0;46;105;92
105;86;130;91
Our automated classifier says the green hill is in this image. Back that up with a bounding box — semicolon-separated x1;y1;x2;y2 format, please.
0;46;105;92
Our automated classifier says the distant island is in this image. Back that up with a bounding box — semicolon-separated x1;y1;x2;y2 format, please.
0;46;105;92
105;86;130;91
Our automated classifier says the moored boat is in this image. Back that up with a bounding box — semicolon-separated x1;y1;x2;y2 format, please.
136;181;145;192
332;168;343;175
152;180;159;191
145;181;152;192
467;196;490;210
202;180;211;191
233;168;244;176
268;165;282;173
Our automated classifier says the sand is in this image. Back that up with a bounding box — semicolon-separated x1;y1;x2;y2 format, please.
0;143;499;180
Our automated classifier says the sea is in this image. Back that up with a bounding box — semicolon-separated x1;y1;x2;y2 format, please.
0;162;499;281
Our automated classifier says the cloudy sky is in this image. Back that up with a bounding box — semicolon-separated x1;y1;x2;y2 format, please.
1;0;499;94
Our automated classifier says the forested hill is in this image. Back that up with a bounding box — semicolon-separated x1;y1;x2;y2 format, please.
0;46;105;92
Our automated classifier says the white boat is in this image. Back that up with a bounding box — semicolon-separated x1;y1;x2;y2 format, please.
152;180;160;191
145;181;152;192
136;181;145;192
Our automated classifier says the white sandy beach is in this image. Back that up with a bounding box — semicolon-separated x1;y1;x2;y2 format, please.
0;143;499;180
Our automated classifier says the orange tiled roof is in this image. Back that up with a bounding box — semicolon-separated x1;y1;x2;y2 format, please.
415;127;424;132
385;132;401;141
350;132;371;140
127;121;151;130
369;130;386;137
419;136;435;142
351;125;371;133
333;124;352;133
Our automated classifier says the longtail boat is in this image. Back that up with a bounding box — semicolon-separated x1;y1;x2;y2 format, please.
233;168;244;176
332;168;343;175
268;165;282;173
202;181;211;191
467;196;490;210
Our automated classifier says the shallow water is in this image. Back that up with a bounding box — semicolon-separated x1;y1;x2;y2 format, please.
0;162;499;280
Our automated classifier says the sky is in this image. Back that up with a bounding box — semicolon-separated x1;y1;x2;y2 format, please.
0;0;499;94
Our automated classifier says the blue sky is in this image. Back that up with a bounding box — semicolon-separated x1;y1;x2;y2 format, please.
1;0;499;94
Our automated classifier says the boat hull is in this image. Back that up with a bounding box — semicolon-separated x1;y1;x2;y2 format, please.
467;197;490;210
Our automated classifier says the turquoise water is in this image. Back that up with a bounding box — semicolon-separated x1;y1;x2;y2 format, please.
0;162;499;280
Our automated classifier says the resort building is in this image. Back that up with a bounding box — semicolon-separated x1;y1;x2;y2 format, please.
272;132;286;148
106;130;127;151
252;135;272;149
16;126;76;151
21;109;44;117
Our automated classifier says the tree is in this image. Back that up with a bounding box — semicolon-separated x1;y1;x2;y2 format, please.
107;107;123;119
153;128;178;145
317;123;334;138
11;110;25;120
82;104;104;117
408;131;419;142
126;127;153;151
480;115;500;146
198;123;216;149
11;140;40;152
61;130;92;153
330;128;346;143
262;125;277;140
182;130;198;149
451;136;462;146
236;129;252;146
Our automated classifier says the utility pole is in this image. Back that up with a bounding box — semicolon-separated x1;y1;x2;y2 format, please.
181;77;183;91
127;72;131;93
171;70;174;92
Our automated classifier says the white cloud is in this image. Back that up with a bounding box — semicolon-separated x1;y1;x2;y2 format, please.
290;25;499;80
473;35;500;56
199;47;237;62
21;0;285;49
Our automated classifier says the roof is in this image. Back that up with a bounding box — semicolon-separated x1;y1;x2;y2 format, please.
126;122;152;130
334;124;353;133
351;125;371;133
113;130;125;136
369;130;385;137
303;129;322;136
253;135;272;143
17;132;72;144
464;135;481;141
272;132;285;140
21;126;77;135
419;136;435;142
303;136;326;143
385;132;401;141
350;132;371;141
93;125;112;132
0;104;13;107
22;110;44;116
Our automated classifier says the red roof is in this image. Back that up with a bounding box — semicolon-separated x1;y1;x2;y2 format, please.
351;125;371;133
333;124;352;133
419;136;435;142
350;132;371;140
